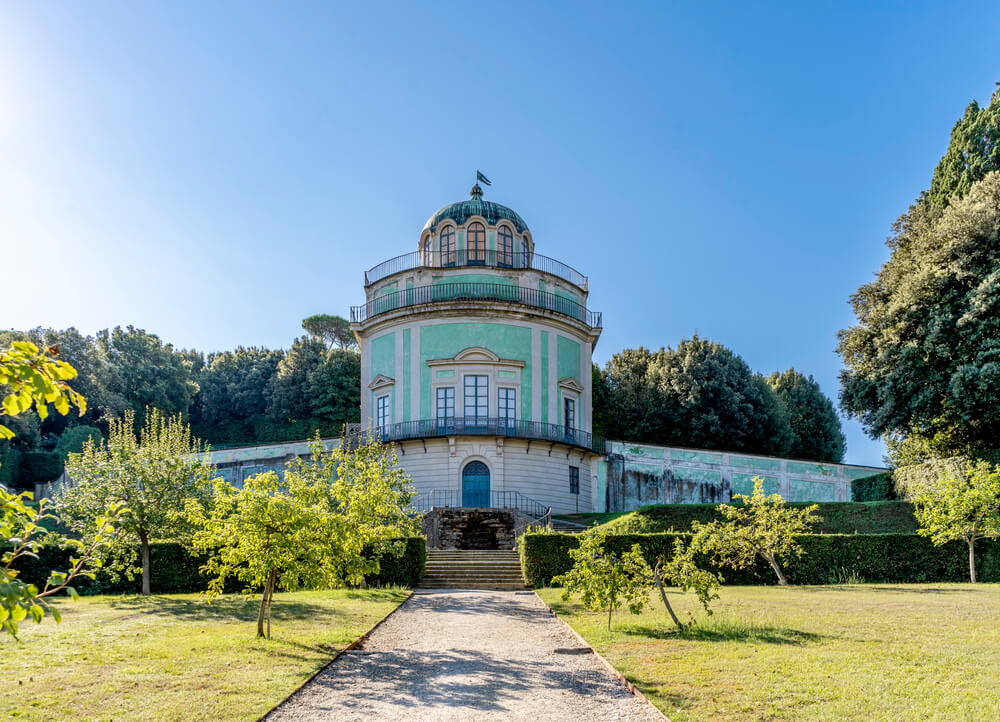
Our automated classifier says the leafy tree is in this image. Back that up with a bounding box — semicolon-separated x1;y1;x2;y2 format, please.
60;409;214;595
838;173;1000;456
302;314;357;351
1;341;86;440
596;336;793;456
927;88;1000;209
95;326;198;423
767;369;846;462
1;487;124;637
189;435;417;638
190;347;284;444
553;528;652;630
896;458;1000;583
307;349;362;433
647;536;721;632
54;425;104;461
697;477;820;585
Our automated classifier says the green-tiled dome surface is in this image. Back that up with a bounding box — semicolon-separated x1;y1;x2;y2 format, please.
423;199;529;234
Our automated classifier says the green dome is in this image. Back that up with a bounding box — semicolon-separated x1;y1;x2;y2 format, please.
423;198;529;234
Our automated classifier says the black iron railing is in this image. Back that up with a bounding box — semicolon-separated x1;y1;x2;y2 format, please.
351;282;602;328
411;488;551;519
358;416;606;455
364;250;588;289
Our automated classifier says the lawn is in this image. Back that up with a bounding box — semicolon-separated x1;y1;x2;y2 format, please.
1;588;409;721
538;583;1000;721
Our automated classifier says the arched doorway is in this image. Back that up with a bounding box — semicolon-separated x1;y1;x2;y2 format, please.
462;461;491;507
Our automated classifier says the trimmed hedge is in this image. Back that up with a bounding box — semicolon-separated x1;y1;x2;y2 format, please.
599;501;918;535
19;451;63;484
519;532;1000;587
851;473;897;501
8;537;426;595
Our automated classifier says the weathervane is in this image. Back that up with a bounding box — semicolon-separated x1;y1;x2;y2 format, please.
470;170;491;199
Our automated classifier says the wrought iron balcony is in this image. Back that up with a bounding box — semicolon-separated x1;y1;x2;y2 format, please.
364;249;588;289
411;489;551;518
351;281;603;328
363;417;606;455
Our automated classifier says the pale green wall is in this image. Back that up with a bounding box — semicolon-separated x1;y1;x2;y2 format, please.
402;329;411;421
370;333;396;421
557;336;581;382
733;473;779;496
419;323;533;420
540;330;549;423
432;274;516;287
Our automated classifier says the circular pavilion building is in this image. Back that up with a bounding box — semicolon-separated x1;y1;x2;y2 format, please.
350;183;604;516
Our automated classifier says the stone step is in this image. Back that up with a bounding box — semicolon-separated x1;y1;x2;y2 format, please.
423;572;525;579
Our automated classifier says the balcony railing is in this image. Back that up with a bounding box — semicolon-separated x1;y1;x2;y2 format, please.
364;250;588;289
411;489;551;519
351;282;603;328
357;416;606;455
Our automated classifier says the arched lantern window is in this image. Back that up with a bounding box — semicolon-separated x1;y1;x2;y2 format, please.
440;225;456;267
520;237;531;267
497;225;513;267
467;222;486;264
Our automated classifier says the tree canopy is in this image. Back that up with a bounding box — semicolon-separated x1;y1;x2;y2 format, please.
838;172;1000;457
767;369;846;462
594;336;795;457
302;314;357;351
926;89;1000;209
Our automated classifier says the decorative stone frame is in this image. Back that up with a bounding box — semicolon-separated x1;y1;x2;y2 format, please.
428;347;525;421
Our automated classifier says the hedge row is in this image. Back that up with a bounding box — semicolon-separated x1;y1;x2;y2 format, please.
519;532;1000;587
9;537;426;595
850;473;898;501
599;500;918;535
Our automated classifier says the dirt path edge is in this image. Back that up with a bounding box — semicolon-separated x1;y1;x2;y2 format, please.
533;591;670;722
258;590;414;721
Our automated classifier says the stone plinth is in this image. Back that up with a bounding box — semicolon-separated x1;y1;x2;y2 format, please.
422;508;517;550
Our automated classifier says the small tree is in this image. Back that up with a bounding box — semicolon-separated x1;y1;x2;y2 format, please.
553;528;652;630
898;458;1000;583
698;478;820;585
647;536;721;632
189;435;417;638
60;409;214;595
2;486;123;637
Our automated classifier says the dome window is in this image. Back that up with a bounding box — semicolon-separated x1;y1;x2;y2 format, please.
467;222;486;265
498;225;514;267
440;225;456;267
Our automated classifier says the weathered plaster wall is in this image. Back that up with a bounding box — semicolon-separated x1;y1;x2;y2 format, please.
602;441;886;512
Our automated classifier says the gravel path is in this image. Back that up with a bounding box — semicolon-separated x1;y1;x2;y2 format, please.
266;590;664;721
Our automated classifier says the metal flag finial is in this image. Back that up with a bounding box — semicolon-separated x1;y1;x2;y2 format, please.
471;170;490;199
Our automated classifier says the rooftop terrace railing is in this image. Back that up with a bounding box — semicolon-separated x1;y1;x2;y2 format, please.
364;250;588;289
350;281;603;328
411;489;551;519
357;417;607;455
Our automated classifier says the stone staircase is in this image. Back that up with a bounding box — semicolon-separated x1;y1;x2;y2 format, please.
550;518;588;533
420;549;527;590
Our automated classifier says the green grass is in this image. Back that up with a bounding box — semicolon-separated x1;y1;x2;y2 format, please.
558;501;919;535
538;583;1000;721
1;588;409;721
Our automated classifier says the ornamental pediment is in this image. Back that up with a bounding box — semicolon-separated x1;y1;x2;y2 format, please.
427;347;525;369
368;374;396;390
558;376;585;393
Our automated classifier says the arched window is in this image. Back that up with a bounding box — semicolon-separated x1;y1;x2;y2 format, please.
520;237;530;268
467;222;486;264
498;225;513;267
439;225;455;267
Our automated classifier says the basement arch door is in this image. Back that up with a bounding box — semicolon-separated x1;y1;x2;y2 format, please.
462;461;491;507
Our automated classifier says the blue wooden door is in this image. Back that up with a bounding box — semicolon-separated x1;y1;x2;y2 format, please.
462;461;491;507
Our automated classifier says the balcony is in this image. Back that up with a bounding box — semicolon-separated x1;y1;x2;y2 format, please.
351;282;603;327
364;250;588;289
362;417;606;455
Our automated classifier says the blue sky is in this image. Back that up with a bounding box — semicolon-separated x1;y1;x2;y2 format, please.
3;1;999;466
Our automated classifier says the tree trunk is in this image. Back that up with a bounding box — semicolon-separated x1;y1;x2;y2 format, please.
653;565;685;632
766;554;788;586
256;571;275;638
607;604;613;630
139;530;151;596
266;570;276;638
968;538;977;584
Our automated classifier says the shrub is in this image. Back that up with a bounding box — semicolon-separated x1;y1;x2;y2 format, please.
600;501;917;535
851;473;897;501
0;444;22;487
5;537;426;595
520;532;1000;587
19;451;62;485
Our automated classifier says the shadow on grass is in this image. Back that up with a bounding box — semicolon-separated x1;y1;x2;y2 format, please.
796;585;974;594
108;595;337;623
622;619;824;645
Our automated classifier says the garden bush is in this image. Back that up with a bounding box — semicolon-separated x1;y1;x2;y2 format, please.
598;501;917;535
18;451;63;485
7;537;427;594
520;532;1000;587
851;473;897;501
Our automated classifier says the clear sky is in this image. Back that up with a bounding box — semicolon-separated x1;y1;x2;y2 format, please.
3;1;999;466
